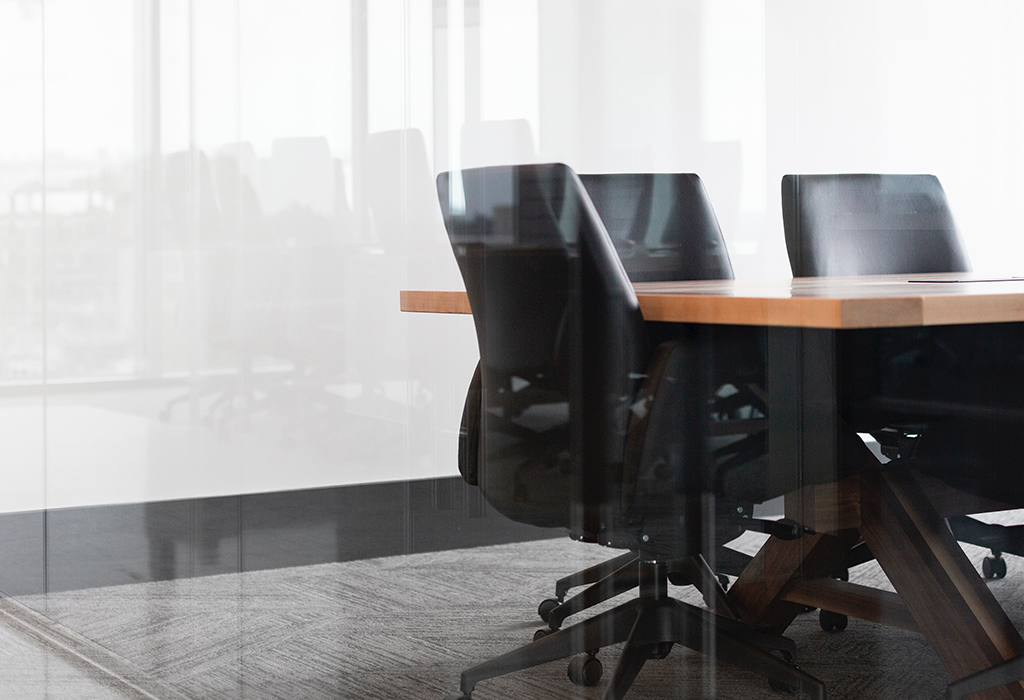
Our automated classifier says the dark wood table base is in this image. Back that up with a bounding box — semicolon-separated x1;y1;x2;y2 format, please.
729;469;1024;700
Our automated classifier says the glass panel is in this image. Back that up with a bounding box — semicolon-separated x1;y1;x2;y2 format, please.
0;0;45;598
3;1;1024;698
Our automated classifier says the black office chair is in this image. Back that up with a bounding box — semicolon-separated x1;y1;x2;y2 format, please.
439;163;823;700
457;173;769;634
580;172;733;283
782;173;1024;628
782;173;970;278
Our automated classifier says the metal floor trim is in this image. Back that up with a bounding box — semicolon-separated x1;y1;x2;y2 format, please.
0;594;194;700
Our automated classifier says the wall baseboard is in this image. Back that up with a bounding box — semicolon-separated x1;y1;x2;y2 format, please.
0;477;559;596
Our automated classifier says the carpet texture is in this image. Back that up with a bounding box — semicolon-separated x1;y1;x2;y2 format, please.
7;518;1024;700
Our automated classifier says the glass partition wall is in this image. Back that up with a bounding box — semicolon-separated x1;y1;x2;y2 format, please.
2;1;1024;698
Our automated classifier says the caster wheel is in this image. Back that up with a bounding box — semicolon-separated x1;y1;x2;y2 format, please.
567;655;603;686
443;693;471;700
538;598;559;623
819;609;849;632
717;573;730;591
983;556;1007;579
533;627;553;642
834;567;849;582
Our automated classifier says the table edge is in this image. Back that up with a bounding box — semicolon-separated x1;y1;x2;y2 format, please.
400;290;1024;329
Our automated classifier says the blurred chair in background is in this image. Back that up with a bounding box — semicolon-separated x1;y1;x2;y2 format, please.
361;128;448;424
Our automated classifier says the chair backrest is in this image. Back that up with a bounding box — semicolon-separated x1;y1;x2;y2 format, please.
580;173;734;282
437;163;649;538
782;174;971;277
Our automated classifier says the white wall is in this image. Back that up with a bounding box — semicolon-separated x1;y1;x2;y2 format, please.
1;0;1022;512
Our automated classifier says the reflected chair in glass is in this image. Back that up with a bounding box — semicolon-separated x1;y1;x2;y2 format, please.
363;128;449;413
158;151;286;430
438;163;823;700
264;141;352;444
158;148;298;431
782;173;1024;625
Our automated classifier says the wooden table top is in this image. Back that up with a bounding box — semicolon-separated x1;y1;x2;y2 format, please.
400;272;1024;329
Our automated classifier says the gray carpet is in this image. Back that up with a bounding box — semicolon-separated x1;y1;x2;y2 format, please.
5;524;1024;700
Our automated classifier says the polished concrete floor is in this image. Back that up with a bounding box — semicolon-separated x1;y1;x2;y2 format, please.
2;527;1024;700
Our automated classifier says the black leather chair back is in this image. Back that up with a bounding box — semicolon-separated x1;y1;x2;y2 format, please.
581;173;734;282
782;174;971;277
438;164;649;539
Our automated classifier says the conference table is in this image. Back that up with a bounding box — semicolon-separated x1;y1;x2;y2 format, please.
402;272;1024;700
